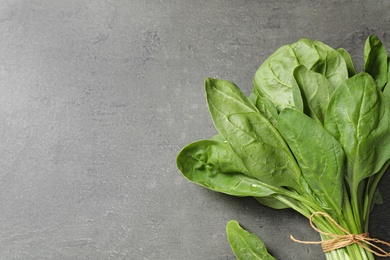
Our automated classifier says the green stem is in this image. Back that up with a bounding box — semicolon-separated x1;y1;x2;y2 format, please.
364;159;390;231
273;195;344;244
322;239;375;260
273;186;376;260
348;181;363;235
342;183;360;234
273;195;311;218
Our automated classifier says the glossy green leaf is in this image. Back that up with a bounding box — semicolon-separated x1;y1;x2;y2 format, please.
309;40;349;87
278;108;344;212
364;35;388;90
205;78;305;194
226;220;276;260
325;73;390;183
293;65;334;124
249;92;278;126
254;196;291;209
253;38;348;112
337;48;356;77
253;44;304;112
176;140;277;197
383;58;390;95
384;57;390;92
211;133;226;142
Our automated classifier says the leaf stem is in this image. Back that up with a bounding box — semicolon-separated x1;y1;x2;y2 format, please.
364;159;390;230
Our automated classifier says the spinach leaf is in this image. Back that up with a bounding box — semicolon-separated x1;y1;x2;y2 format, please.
253;43;304;112
325;73;390;183
278;108;344;213
211;133;227;142
253;38;348;112
293;65;334;124
310;40;349;87
337;48;357;77
205;78;305;194
176;140;278;197
249;92;279;126
384;57;390;91
364;35;388;90
226;220;276;260
254;196;291;209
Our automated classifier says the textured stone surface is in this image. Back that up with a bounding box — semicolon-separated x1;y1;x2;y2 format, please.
0;1;389;259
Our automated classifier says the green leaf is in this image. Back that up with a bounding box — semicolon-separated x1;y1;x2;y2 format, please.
211;133;226;142
293;65;334;124
249;92;279;126
176;140;277;197
253;44;304;112
205;78;305;194
253;38;348;112
226;220;276;260
278;108;344;213
309;39;349;87
325;73;390;183
364;35;388;90
337;48;356;77
254;196;291;209
384;57;390;92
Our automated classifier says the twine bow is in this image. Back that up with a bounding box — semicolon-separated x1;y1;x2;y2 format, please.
290;212;390;257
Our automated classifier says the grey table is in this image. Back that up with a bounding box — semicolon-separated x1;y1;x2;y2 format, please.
0;1;389;259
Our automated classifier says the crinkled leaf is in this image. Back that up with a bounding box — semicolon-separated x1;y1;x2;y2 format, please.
249;92;278;126
293;65;334;124
337;48;356;77
253;44;304;112
364;35;388;90
325;73;390;183
205;78;305;194
176;140;277;197
227;220;276;260
253;38;348;112
309;39;349;87
278;108;344;213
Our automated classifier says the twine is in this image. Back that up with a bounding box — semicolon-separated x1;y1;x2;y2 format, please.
290;212;390;257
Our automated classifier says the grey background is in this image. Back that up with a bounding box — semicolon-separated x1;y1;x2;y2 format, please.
0;1;389;259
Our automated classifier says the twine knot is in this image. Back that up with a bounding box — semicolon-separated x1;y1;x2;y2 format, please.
290;212;390;257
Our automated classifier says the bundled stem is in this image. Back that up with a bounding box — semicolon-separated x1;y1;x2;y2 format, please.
291;212;389;259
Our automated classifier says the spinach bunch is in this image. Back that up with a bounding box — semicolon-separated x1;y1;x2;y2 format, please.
177;35;390;259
